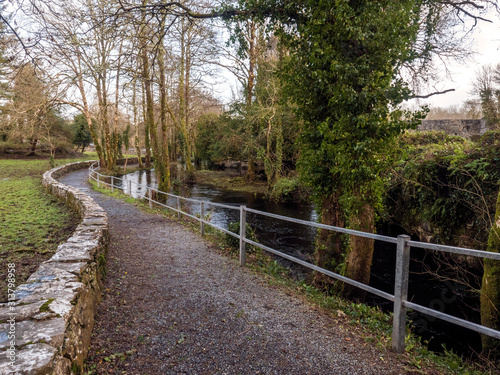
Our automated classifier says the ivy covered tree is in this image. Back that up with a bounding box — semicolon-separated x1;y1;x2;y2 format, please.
226;0;426;298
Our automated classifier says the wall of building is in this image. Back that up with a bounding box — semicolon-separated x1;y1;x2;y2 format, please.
418;119;487;139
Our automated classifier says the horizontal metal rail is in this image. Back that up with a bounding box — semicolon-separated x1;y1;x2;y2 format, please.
244;238;395;302
245;207;398;243
148;187;239;210
408;240;500;261
87;163;500;353
204;220;240;238
404;301;500;340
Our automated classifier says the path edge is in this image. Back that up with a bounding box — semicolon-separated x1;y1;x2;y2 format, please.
0;161;108;374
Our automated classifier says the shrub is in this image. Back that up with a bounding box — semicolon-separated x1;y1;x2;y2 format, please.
224;221;258;253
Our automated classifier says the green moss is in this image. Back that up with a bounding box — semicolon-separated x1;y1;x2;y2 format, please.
97;253;107;278
480;191;500;357
383;130;500;248
71;362;81;374
39;298;55;313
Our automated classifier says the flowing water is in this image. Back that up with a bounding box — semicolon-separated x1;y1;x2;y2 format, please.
114;169;318;272
113;168;483;357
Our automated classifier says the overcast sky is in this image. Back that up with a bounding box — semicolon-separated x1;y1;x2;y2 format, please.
418;11;500;109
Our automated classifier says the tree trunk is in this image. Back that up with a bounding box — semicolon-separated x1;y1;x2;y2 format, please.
141;42;159;166
112;43;123;167
139;2;152;169
141;80;152;169
158;41;171;197
75;49;106;168
314;192;345;288
245;20;257;181
179;20;194;177
481;190;500;358
96;51;113;170
343;203;375;301
27;138;38;156
132;78;143;168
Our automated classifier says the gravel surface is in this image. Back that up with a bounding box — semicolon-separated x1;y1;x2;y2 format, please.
59;170;435;375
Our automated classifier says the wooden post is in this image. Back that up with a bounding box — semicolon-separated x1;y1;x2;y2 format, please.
97;174;100;188
177;196;181;219
392;234;411;353
148;188;152;209
200;201;205;236
111;176;114;193
239;205;246;266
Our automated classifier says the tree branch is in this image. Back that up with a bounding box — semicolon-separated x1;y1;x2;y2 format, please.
410;88;455;99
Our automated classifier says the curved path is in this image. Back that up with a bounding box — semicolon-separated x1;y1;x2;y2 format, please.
59;169;428;375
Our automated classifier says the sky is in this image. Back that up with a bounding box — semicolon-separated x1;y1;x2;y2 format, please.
415;10;500;109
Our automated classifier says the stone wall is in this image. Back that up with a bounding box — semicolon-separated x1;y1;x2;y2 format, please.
418;119;487;138
0;161;109;374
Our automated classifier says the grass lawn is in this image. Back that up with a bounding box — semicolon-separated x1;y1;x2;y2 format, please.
0;153;98;302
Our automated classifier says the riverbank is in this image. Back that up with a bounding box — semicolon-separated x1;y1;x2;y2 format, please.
96;162;309;202
76;169;454;375
87;174;496;374
193;169;268;195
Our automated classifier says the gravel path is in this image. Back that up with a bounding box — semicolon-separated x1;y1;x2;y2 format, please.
59;169;429;375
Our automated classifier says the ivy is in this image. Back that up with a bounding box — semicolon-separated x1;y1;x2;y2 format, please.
383;130;500;248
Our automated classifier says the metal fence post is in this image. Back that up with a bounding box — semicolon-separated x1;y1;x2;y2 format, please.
128;180;132;196
148;188;152;209
111;176;114;193
177;196;181;219
200;201;205;236
392;234;411;353
97;174;100;188
239;205;246;266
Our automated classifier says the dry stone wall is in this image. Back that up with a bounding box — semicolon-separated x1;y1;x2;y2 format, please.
0;161;109;374
418;119;487;139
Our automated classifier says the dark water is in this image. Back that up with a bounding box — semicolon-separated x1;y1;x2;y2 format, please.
113;168;483;357
369;234;482;355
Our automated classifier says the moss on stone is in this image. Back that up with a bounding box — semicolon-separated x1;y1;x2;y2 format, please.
39;298;55;313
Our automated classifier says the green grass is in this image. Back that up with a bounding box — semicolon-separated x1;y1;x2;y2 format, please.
0;153;98;302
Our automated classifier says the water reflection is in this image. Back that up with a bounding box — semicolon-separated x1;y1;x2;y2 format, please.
116;169;318;262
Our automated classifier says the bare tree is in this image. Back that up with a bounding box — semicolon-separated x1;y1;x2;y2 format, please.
471;64;500;128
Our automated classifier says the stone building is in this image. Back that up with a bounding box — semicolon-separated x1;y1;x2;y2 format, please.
418;119;487;139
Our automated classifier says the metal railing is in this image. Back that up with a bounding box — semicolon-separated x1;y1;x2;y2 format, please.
88;161;500;353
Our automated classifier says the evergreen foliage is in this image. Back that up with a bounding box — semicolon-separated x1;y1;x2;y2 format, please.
72;114;93;152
